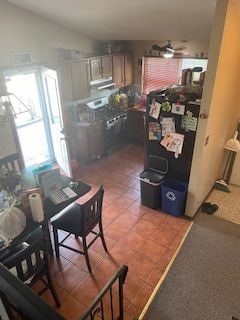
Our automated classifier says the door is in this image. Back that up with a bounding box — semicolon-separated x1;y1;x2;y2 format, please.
42;68;72;177
90;58;102;81
70;60;90;100
4;70;53;167
102;56;113;78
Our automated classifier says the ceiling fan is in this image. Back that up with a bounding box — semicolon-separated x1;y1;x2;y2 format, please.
152;40;187;56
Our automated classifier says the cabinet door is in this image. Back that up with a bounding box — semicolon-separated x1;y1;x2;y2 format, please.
124;53;133;86
101;56;113;78
90;58;102;81
113;55;125;88
71;60;90;101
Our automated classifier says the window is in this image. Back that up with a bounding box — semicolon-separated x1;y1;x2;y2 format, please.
142;57;182;94
142;57;208;94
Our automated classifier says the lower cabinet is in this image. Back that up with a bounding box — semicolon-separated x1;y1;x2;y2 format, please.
127;109;145;144
71;121;104;162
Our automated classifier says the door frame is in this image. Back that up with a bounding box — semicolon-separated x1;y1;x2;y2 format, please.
2;66;55;167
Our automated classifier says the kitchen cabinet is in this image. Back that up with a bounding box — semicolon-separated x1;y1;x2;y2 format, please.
113;53;133;88
90;56;113;81
127;109;144;144
70;59;91;100
70;121;104;162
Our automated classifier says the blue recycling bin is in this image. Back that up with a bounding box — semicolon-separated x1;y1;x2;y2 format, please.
161;179;188;216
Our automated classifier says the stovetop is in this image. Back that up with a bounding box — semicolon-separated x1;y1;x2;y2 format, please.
95;107;127;121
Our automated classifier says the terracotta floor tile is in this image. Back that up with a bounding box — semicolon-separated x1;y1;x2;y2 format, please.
161;214;188;233
59;245;78;261
150;227;177;248
102;290;130;320
123;273;144;302
124;303;142;320
142;209;167;226
158;249;175;268
49;255;70;277
128;252;157;281
103;204;124;220
112;196;135;210
122;187;140;201
54;262;88;292
169;234;183;251
118;230;146;252
131;181;141;191
107;242;136;265
107;182;129;195
92;258;118;285
103;190;120;205
71;249;104;272
138;239;167;263
57;294;87;320
146;265;165;287
131;282;154;310
42;145;189;317
126;202;148;217
41;282;69;308
90;235;116;256
115;212;140;228
72;275;103;306
132;219;157;237
105;221;130;241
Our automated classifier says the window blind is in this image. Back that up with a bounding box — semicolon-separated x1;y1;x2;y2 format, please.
142;57;182;94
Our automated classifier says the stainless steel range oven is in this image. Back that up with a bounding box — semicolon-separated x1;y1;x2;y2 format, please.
87;97;128;154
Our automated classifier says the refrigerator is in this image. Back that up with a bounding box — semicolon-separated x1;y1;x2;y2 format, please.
144;89;201;183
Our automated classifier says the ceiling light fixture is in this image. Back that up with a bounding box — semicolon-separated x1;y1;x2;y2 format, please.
163;51;174;59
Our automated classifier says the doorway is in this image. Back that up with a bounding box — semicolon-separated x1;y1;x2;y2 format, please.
4;70;53;167
4;67;72;177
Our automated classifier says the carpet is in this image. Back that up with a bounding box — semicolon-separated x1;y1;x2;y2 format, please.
143;213;240;320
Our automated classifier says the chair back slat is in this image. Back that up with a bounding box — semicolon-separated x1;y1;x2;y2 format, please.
0;153;22;172
81;186;104;235
2;232;46;282
0;263;64;320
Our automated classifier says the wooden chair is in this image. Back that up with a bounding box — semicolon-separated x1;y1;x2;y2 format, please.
0;263;128;320
0;153;22;172
51;185;107;273
1;226;61;308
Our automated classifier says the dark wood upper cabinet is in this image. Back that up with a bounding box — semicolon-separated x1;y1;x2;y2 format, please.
90;55;113;81
71;59;91;100
102;56;113;77
113;53;133;88
90;58;102;81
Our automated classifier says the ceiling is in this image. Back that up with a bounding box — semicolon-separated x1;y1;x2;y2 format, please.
8;0;217;41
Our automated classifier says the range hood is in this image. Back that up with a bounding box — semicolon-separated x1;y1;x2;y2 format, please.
90;76;115;90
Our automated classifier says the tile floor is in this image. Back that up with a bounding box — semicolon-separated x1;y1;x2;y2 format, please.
39;144;191;320
206;184;240;225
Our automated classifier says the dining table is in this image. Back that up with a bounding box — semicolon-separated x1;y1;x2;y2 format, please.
0;172;91;261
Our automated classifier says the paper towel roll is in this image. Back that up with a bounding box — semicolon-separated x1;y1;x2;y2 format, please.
29;193;44;223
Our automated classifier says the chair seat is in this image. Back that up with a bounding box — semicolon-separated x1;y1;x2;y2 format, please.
51;202;84;235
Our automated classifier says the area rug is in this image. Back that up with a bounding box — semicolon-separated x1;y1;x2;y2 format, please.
143;213;240;320
206;184;240;225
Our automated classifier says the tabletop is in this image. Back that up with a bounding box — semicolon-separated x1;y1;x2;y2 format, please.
0;175;91;260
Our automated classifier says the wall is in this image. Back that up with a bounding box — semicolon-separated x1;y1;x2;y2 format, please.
185;0;240;217
0;0;93;68
0;0;94;159
128;40;209;91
